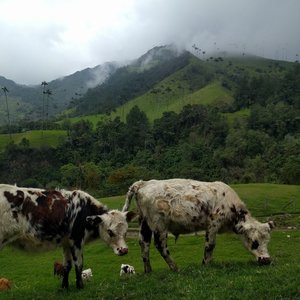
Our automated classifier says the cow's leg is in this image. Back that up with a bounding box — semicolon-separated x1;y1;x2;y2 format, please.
71;246;84;289
202;222;220;264
62;247;72;289
154;231;178;271
139;219;153;273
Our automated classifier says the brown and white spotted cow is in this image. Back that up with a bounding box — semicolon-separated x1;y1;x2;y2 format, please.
0;184;135;289
122;179;274;272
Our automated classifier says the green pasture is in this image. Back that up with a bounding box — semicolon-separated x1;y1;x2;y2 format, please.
0;231;299;299
0;130;67;151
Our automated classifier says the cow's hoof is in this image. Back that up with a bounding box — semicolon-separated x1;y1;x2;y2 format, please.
170;265;178;272
61;281;69;289
76;279;84;289
144;266;152;273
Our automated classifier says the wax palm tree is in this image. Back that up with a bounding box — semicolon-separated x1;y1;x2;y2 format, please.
44;89;52;129
41;81;48;137
1;86;11;140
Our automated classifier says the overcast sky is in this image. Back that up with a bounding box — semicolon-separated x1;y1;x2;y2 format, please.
1;0;299;85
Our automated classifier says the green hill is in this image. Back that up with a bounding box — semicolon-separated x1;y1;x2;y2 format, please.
0;130;67;151
62;79;232;126
63;53;292;126
110;80;233;123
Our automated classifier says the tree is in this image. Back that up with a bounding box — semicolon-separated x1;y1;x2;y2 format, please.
44;89;52;129
125;106;150;154
60;163;81;188
1;86;11;140
41;81;48;136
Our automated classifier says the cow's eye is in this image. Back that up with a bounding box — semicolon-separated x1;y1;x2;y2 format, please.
107;229;115;237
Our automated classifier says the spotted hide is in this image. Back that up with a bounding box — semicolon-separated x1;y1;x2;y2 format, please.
122;179;274;272
0;184;135;289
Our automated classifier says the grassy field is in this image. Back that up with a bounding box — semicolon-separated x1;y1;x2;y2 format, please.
0;130;67;151
0;183;299;299
0;231;299;299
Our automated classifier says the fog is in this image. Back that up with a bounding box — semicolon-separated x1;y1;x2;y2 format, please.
0;0;299;85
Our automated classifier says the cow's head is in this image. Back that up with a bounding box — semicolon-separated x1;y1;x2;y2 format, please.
236;219;275;265
86;210;136;256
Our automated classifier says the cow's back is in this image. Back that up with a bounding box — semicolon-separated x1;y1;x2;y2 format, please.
135;179;243;234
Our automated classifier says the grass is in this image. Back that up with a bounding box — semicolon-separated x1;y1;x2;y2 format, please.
0;130;67;151
63;80;233;127
224;108;250;128
0;231;299;299
105;80;233;123
232;183;300;216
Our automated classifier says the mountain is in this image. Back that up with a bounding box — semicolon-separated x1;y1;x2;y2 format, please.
71;45;194;116
0;44;294;127
0;76;40;124
0;62;119;125
69;45;294;121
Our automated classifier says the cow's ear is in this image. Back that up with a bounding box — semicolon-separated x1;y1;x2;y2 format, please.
268;221;275;230
86;215;102;226
124;211;137;222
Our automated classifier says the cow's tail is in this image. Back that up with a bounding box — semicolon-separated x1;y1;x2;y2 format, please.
122;180;144;212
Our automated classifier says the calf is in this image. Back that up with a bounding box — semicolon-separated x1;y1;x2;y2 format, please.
0;184;134;289
122;179;274;272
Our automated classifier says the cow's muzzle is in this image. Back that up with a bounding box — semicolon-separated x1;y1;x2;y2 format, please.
258;257;271;265
117;247;128;256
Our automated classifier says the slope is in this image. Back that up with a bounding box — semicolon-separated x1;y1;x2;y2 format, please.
72;46;195;116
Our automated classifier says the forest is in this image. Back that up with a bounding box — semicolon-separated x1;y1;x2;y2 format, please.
0;62;299;196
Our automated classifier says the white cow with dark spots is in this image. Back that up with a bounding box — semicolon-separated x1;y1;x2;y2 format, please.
0;184;135;289
122;179;274;272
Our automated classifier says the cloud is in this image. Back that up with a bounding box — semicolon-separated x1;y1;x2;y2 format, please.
0;0;299;84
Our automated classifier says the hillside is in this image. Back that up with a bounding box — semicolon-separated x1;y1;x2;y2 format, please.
64;51;292;126
0;62;119;125
72;46;196;116
0;130;67;151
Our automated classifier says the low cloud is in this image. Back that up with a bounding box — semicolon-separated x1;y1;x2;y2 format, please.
0;0;299;85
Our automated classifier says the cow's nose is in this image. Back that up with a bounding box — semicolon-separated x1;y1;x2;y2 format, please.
258;257;271;265
118;248;128;256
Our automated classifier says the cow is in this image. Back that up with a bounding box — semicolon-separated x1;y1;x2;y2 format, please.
122;179;274;273
0;184;135;289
